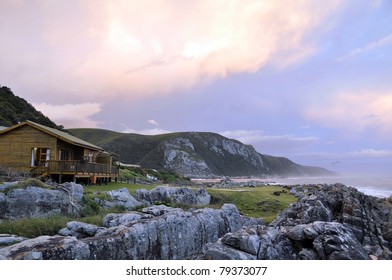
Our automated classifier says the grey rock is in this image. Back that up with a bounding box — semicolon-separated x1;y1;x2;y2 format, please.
257;227;297;260
106;188;143;210
221;227;260;255
4;184;83;220
23;251;43;260
59;221;101;238
313;222;370;260
134;186;211;206
286;224;307;241
133;188;150;202
0;236;90;260
78;204;244;260
141;205;179;216
204;183;392;260
0;234;27;246
383;222;392;242
57;182;83;203
299;248;318;260
103;212;153;227
0;182;18;192
204;241;257;260
241;216;264;227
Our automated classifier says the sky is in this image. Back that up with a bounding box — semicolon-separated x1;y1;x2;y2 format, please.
1;0;392;176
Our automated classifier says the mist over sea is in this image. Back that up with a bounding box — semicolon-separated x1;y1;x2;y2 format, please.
271;176;392;198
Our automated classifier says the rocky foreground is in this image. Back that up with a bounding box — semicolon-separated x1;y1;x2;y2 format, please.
0;183;391;260
205;184;392;260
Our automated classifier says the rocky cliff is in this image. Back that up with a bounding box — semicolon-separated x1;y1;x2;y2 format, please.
203;184;392;260
70;129;335;178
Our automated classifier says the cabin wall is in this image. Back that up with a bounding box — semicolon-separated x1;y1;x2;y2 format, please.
0;125;56;172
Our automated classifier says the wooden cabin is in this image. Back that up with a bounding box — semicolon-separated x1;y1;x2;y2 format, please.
0;121;118;183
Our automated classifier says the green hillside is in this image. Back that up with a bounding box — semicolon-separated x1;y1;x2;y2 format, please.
0;86;62;129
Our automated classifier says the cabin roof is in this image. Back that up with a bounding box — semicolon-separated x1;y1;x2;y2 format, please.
0;121;103;151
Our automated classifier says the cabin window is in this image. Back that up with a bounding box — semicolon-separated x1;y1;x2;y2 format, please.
31;148;50;166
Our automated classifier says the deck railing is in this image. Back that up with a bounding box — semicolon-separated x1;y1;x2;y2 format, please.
31;160;119;177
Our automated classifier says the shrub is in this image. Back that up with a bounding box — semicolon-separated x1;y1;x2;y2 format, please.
80;196;101;217
0;215;69;238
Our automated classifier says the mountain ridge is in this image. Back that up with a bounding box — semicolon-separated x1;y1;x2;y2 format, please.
70;128;336;178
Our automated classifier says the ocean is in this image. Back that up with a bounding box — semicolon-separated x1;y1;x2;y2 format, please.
192;176;392;198
271;176;392;198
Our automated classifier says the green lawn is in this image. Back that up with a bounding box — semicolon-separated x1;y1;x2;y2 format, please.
207;186;297;223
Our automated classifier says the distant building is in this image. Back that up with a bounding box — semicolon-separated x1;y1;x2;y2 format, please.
0;121;118;183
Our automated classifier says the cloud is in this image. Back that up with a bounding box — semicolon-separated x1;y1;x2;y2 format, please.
147;119;159;126
304;90;392;136
121;128;171;135
337;33;392;61
0;0;343;102
221;130;319;155
297;148;392;160
33;102;102;128
347;148;392;158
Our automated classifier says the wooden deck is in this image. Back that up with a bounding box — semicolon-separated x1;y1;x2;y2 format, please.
31;160;119;178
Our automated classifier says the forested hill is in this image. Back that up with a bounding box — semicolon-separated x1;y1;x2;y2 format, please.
0;86;62;129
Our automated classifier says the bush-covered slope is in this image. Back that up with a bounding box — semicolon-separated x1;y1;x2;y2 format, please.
0;86;62;129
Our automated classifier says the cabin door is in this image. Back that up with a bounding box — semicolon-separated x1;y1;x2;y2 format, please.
31;147;51;166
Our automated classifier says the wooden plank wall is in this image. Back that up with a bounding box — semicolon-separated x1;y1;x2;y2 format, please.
0;125;57;171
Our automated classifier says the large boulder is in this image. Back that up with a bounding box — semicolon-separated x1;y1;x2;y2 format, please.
102;188;143;210
0;236;89;260
85;204;243;260
3;184;83;220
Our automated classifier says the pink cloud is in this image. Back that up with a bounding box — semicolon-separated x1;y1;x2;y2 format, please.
0;0;343;102
33;102;102;128
304;91;392;136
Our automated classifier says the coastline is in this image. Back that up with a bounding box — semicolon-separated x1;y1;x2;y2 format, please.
192;176;392;198
272;176;392;198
